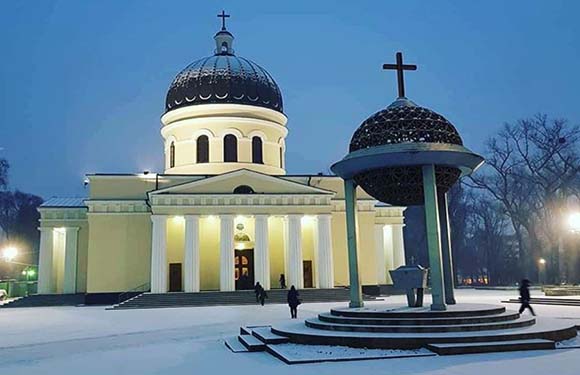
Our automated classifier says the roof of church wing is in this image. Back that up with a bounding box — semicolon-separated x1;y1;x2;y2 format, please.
40;197;87;208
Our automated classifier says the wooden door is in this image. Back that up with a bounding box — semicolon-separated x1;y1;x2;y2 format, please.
303;260;313;288
169;263;182;292
234;249;255;290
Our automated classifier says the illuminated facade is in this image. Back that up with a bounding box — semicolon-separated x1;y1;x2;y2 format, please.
36;20;406;296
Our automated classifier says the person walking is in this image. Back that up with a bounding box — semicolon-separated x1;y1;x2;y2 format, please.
287;285;300;319
254;282;262;303
279;274;286;289
258;287;268;306
518;279;536;316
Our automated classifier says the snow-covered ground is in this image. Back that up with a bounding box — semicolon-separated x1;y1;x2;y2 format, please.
0;289;579;375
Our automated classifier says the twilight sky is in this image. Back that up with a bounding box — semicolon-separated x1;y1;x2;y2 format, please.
1;1;579;199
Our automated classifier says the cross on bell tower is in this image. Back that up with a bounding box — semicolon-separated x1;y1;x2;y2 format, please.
383;52;417;99
218;10;230;31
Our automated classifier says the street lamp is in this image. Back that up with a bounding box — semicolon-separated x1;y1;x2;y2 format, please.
1;246;18;262
538;258;547;285
568;212;580;233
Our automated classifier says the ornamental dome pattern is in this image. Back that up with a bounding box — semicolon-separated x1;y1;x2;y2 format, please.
349;99;463;152
349;99;464;206
165;54;283;113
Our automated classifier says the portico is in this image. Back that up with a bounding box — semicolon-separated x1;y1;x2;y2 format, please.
150;212;336;293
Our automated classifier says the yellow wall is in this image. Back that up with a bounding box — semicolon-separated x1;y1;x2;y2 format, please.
86;214;151;292
199;216;220;290
268;217;285;287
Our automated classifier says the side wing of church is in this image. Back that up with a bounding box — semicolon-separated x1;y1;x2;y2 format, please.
36;18;407;297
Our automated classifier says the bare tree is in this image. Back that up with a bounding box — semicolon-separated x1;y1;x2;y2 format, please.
467;115;580;281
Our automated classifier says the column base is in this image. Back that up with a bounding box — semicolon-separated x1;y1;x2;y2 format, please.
349;300;364;308
430;303;447;311
445;297;457;305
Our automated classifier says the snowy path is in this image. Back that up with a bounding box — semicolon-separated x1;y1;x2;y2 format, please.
0;289;579;374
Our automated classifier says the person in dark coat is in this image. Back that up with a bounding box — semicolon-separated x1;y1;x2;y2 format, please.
258;287;268;306
287;285;300;318
518;279;536;316
279;274;286;289
254;282;262;303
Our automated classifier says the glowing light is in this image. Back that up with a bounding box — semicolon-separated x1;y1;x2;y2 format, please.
568;212;580;233
206;215;217;221
173;216;185;223
301;215;316;224
2;247;18;262
538;258;546;265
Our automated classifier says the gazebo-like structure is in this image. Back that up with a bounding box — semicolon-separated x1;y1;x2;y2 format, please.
331;52;484;310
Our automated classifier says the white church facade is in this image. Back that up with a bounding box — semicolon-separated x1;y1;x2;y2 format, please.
36;19;407;297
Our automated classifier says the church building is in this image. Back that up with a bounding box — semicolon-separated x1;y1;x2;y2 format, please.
36;16;407;298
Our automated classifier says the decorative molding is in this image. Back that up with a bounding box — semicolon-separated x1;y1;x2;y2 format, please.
85;200;150;214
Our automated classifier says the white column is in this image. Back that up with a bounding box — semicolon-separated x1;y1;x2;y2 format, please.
37;227;54;294
254;215;270;290
392;224;406;268
285;215;303;289
315;214;334;289
375;224;386;284
219;215;235;291
151;215;168;293
184;215;200;292
383;225;394;283
62;227;79;294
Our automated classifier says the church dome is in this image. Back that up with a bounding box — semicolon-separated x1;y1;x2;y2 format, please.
349;98;464;206
165;27;283;113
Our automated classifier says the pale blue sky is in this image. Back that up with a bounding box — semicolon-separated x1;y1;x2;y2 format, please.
1;1;579;198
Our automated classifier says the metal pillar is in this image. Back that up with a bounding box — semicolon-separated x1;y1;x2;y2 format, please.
438;192;456;304
344;178;363;308
421;165;446;311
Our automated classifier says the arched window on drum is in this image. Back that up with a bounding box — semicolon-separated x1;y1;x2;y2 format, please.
196;135;209;163
252;136;263;164
169;141;176;168
224;134;238;162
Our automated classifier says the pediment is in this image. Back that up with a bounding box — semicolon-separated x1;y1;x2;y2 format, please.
150;169;335;196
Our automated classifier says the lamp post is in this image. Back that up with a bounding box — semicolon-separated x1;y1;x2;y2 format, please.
538;258;547;285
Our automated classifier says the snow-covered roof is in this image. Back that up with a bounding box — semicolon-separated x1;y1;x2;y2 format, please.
40;197;86;208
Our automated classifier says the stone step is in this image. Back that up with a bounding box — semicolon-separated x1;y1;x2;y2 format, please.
251;327;290;344
271;315;577;349
0;294;85;308
304;316;536;333
330;304;506;319
318;311;520;326
111;288;361;310
238;334;266;352
503;298;580;306
426;339;555;355
224;337;249;353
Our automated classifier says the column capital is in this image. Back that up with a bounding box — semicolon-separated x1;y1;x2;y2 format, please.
151;215;168;224
38;226;54;232
64;227;80;233
219;214;235;220
285;214;303;221
254;214;270;221
184;214;200;221
316;213;332;221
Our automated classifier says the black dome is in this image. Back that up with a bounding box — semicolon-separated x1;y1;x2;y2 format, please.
165;54;283;113
349;98;462;152
349;98;463;206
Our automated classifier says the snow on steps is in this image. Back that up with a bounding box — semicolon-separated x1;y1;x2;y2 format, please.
110;288;373;310
426;339;555;355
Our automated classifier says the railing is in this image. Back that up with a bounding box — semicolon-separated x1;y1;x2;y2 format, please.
117;282;150;305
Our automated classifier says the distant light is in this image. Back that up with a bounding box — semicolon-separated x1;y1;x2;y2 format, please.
568;212;580;233
538;258;546;265
2;247;18;262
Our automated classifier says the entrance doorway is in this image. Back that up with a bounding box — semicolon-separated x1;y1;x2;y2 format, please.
303;260;313;288
235;249;254;290
169;263;182;292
